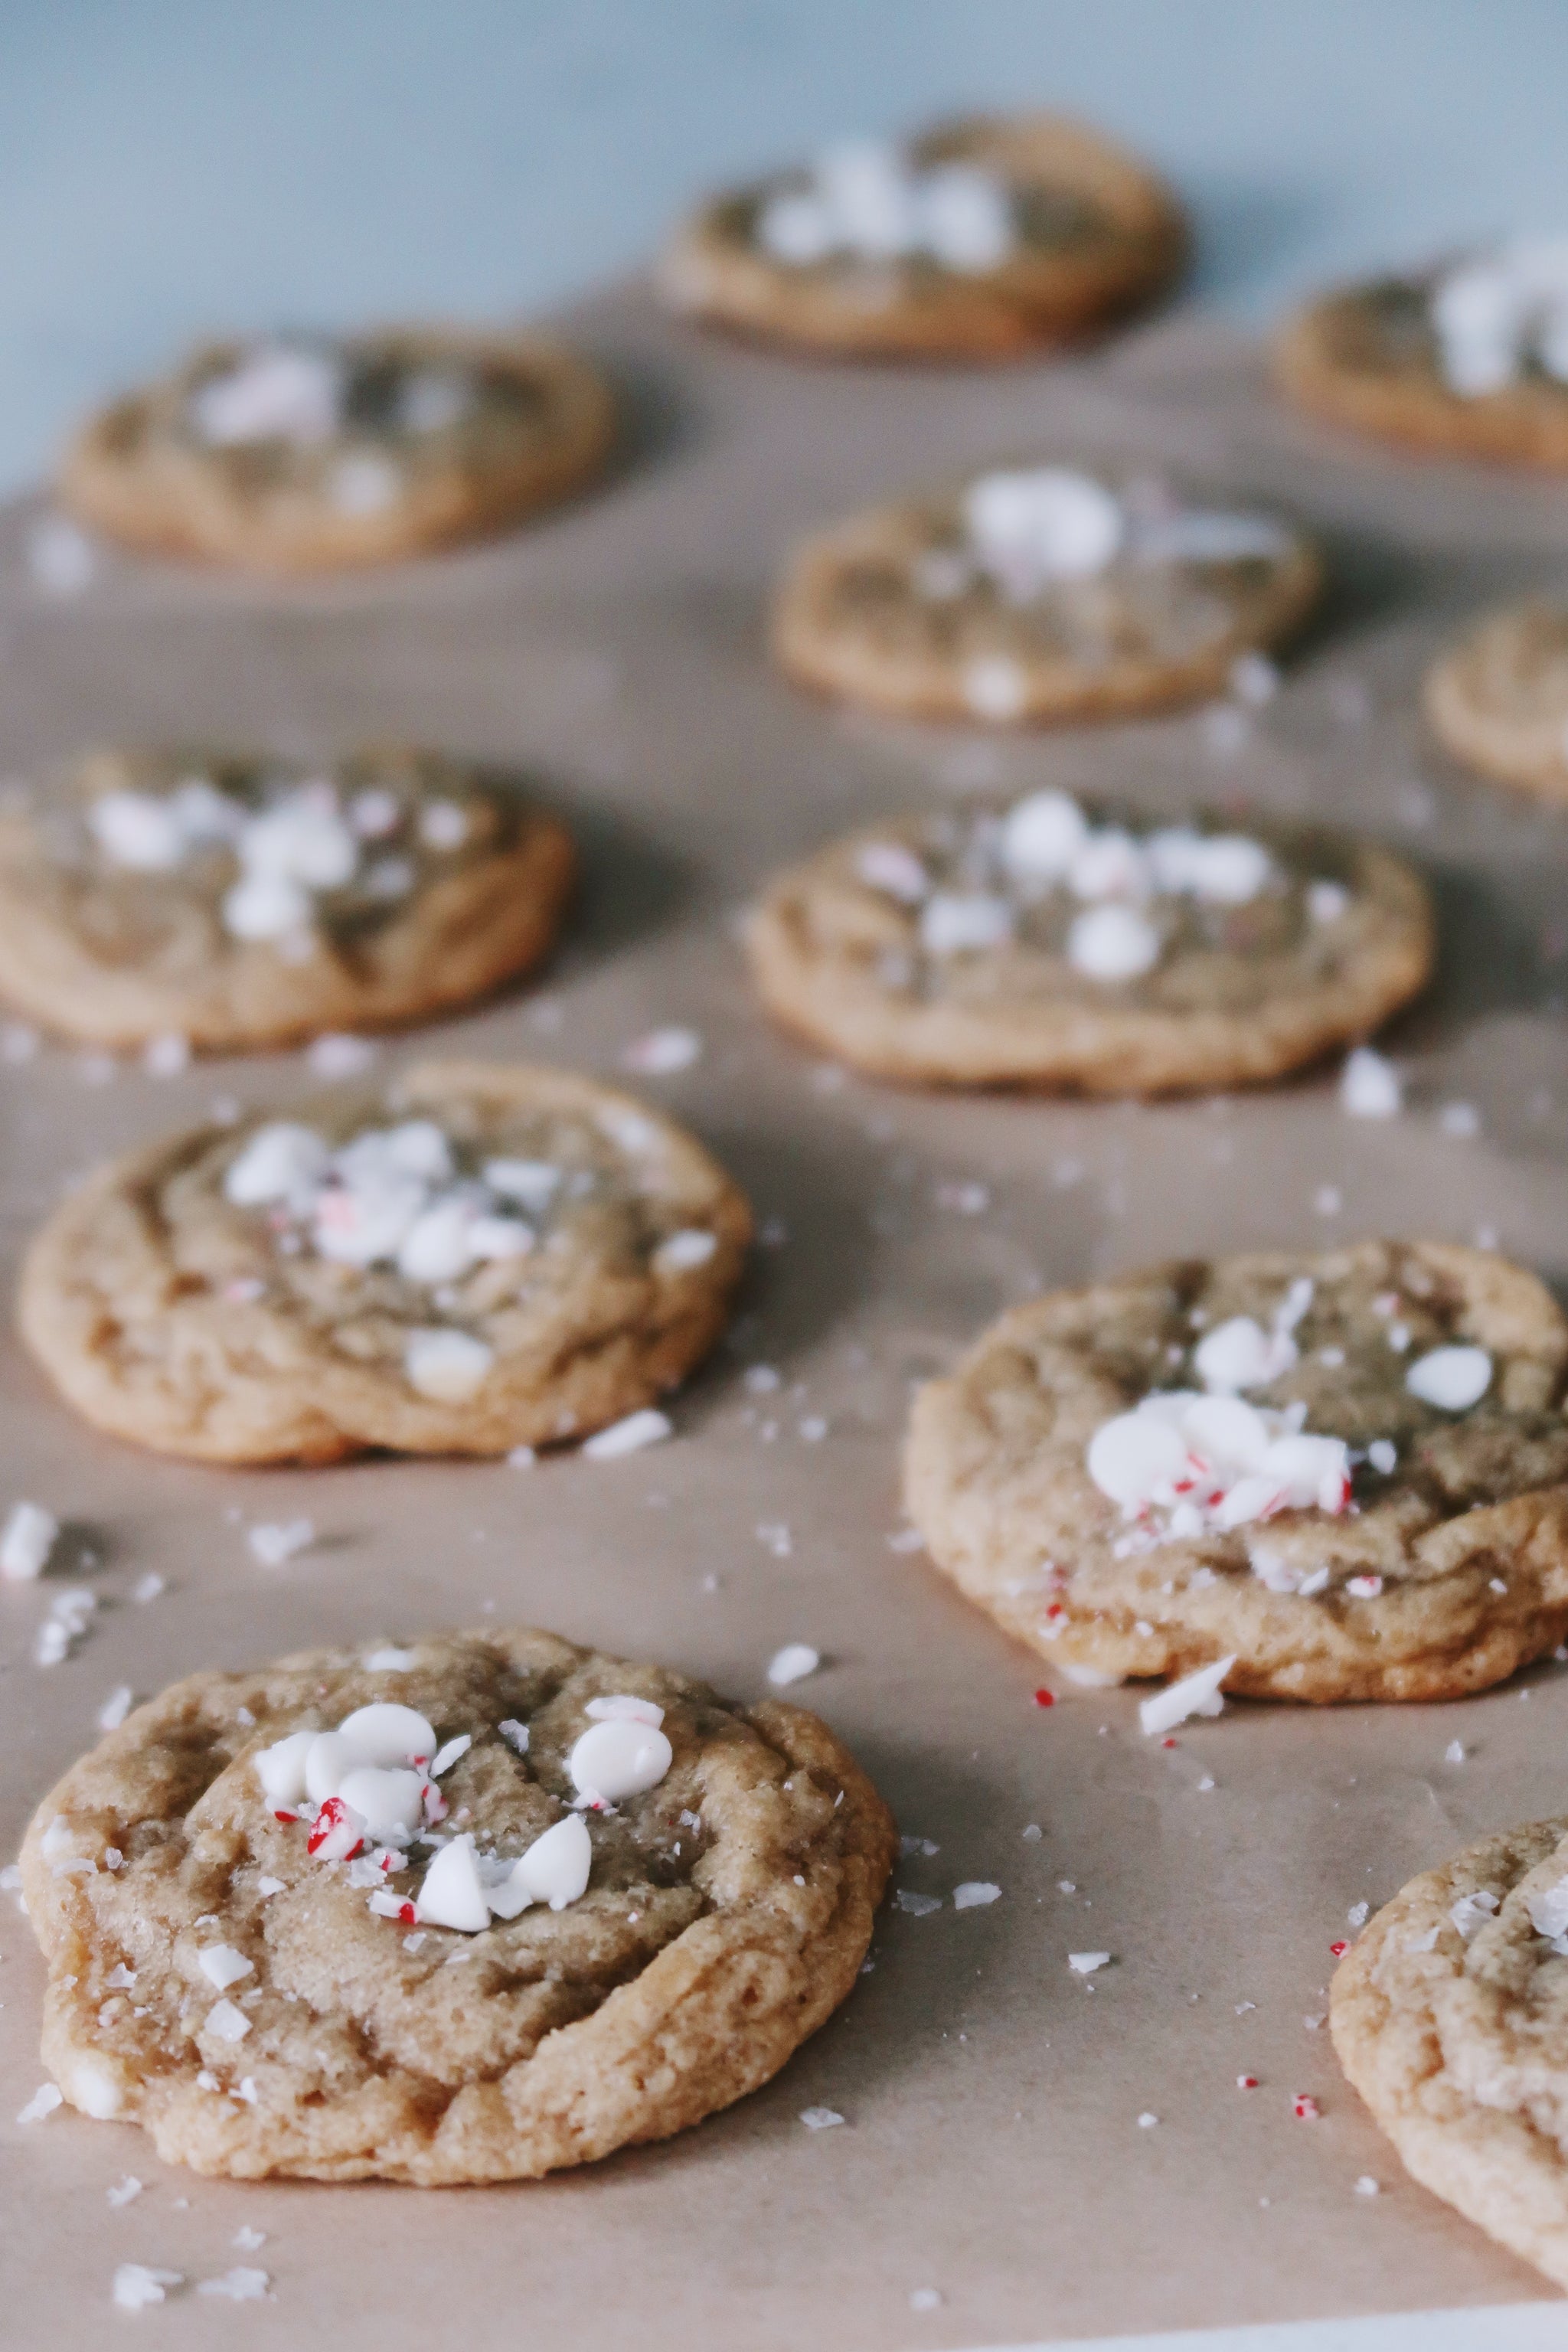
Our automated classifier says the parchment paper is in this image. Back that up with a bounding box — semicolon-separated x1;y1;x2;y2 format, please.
3;284;1568;2349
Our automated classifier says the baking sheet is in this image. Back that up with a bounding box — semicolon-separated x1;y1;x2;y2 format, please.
4;283;1568;2347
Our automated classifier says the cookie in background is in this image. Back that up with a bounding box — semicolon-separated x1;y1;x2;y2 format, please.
59;326;617;571
904;1242;1568;1705
771;466;1321;725
1276;243;1568;468
19;1628;896;2181
1332;1814;1568;2289
1425;602;1568;803
745;790;1431;1094
18;1060;751;1463
658;114;1185;361
0;747;577;1054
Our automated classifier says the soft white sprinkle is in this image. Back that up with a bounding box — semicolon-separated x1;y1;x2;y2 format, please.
18;2082;62;2123
1069;1951;1111;1974
895;1890;942;1916
1314;1185;1343;1217
142;1032;190;1079
1347;1900;1370;1929
1;1501;58;1582
361;1645;415;1671
799;2105;844;2131
1439;1100;1481;1139
962;655;1029;722
498;1718;531;1755
910;2288;944;2314
1138;1655;1236;1738
247;1517;315;1568
653;1227;718;1275
205;1998;252;2043
97;1686;134;1732
953;1881;1001;1910
113;2265;184;2312
1308;880;1351;926
1230;652;1280;707
1137;2112;1159;2128
766;1642;820;1687
106;2176;143;2208
403;1327;494;1403
29;514;96;596
1445;1740;1466;1764
1067;902;1161;982
1340;1047;1403;1119
1406;1345;1491;1412
583;1408;672;1460
306;1031;378;1079
623;1025;701;1074
430;1733;472;1778
232;2226;266;2252
132;1571;165;1606
198;2268;270;2303
1354;2175;1380;2197
198;1945;254;1991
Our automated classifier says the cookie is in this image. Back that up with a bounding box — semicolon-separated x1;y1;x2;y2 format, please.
1424;603;1568;804
19;1626;896;2183
1331;1815;1568;2288
904;1241;1568;1703
658;113;1186;361
60;326;617;572
745;791;1431;1094
0;746;576;1051
18;1060;751;1463
771;467;1321;724
1276;248;1568;469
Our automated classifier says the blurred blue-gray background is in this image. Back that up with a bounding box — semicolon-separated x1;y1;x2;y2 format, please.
2;0;1563;491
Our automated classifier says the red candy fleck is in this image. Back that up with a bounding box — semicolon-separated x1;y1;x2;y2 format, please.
1044;1604;1064;1620
1033;1688;1056;1709
1237;2075;1259;2090
273;1808;298;1823
1329;1940;1350;1958
307;1796;364;1860
398;1901;416;1925
1161;1736;1178;1749
1292;2093;1321;2121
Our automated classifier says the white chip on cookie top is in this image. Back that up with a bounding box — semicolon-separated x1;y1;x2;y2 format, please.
189;340;345;448
756;141;1015;274
936;468;1295;602
854;789;1347;990
254;1687;672;1933
87;766;477;947
1429;243;1568;397
1086;1282;1496;1547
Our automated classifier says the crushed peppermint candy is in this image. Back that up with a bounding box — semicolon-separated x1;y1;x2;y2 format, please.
799;2105;846;2131
622;1025;701;1075
1090;1391;1350;1541
1340;1047;1403;1119
1138;1656;1236;1738
96;1686;135;1732
255;1690;671;1933
1527;1873;1568;1948
1449;1889;1501;1942
1406;1345;1492;1412
1429;243;1568;397
35;1588;96;1666
1068;1951;1112;1975
952;1882;1001;1910
198;2268;270;2302
17;2082;63;2123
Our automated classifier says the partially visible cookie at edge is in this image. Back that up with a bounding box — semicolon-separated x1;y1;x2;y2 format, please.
1276;246;1568;469
658;113;1187;361
745;789;1432;1094
771;465;1321;726
1331;1816;1568;2290
18;1060;752;1463
59;325;617;572
0;746;576;1051
20;1626;897;2183
1424;603;1568;804
903;1242;1568;1703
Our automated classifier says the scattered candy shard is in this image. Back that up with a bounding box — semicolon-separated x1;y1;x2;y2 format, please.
766;1642;821;1687
1406;1345;1491;1411
1069;1951;1112;1974
0;1501;58;1581
1138;1656;1237;1739
952;1882;1001;1910
582;1408;673;1460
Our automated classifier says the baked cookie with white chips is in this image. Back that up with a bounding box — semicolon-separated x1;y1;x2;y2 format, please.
904;1242;1568;1703
1424;603;1568;805
658;114;1186;361
1332;1815;1568;2289
18;1627;896;2183
0;746;576;1051
1277;245;1568;468
18;1061;751;1463
744;789;1431;1093
771;467;1321;725
60;325;616;572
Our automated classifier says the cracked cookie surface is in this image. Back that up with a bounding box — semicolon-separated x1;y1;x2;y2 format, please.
20;1627;896;2183
18;1060;751;1463
904;1242;1568;1702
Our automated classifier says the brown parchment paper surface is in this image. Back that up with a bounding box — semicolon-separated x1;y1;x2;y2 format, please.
3;286;1568;2349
